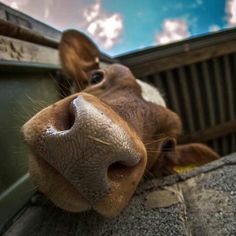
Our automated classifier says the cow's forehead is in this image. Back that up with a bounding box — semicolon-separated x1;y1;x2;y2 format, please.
136;80;166;107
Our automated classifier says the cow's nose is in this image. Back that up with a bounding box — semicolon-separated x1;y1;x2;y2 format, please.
39;93;143;204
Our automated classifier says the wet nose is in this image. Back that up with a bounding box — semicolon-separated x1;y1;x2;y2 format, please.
40;93;143;204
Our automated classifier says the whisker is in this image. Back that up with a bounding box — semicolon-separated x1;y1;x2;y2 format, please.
49;73;68;98
49;73;70;98
87;135;111;146
25;95;49;109
144;138;167;145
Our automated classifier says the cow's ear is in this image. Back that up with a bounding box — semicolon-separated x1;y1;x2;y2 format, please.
59;30;100;91
151;143;219;176
174;143;219;167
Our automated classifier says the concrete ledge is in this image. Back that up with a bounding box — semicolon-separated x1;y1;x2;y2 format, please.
2;153;236;236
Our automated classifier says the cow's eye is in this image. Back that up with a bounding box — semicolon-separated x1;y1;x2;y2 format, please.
90;71;104;85
162;139;175;152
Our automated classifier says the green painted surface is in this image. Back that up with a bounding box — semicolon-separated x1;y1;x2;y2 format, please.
0;73;59;193
0;173;35;225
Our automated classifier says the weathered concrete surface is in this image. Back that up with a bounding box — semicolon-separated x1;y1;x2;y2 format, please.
2;153;236;236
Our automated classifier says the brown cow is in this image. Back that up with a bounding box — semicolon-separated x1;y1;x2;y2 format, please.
22;30;219;218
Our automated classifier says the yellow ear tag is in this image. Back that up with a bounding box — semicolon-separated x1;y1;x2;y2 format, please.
173;164;199;174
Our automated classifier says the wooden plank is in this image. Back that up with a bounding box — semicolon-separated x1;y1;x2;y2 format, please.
233;54;236;117
0;21;114;67
189;64;205;129
179;120;236;144
201;61;216;126
223;55;234;120
0;35;60;68
0;36;114;70
201;59;218;151
0;19;58;49
223;55;234;154
121;39;236;77
213;58;225;123
177;67;195;132
152;74;167;102
212;58;228;154
0;2;61;42
164;70;182;115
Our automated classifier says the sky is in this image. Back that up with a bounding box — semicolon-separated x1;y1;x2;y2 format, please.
0;0;236;56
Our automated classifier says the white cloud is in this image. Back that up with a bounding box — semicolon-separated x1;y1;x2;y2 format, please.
196;0;203;5
155;19;190;45
1;0;28;9
10;2;18;9
44;0;54;19
209;25;221;32
84;1;100;22
83;0;123;50
226;0;236;26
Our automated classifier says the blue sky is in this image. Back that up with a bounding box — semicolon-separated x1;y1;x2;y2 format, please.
105;0;226;51
1;0;235;56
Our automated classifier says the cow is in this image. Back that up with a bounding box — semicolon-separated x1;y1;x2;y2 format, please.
22;30;219;218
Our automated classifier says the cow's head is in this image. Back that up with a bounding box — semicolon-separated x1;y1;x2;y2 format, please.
22;30;219;217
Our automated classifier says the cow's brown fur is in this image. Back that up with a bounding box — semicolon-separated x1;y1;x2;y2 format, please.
22;30;219;217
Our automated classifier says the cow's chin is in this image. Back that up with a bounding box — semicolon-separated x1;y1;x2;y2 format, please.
29;153;147;218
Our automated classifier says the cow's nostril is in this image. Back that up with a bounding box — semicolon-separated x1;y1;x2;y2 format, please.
64;104;75;130
108;160;137;181
55;103;75;131
109;161;127;172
